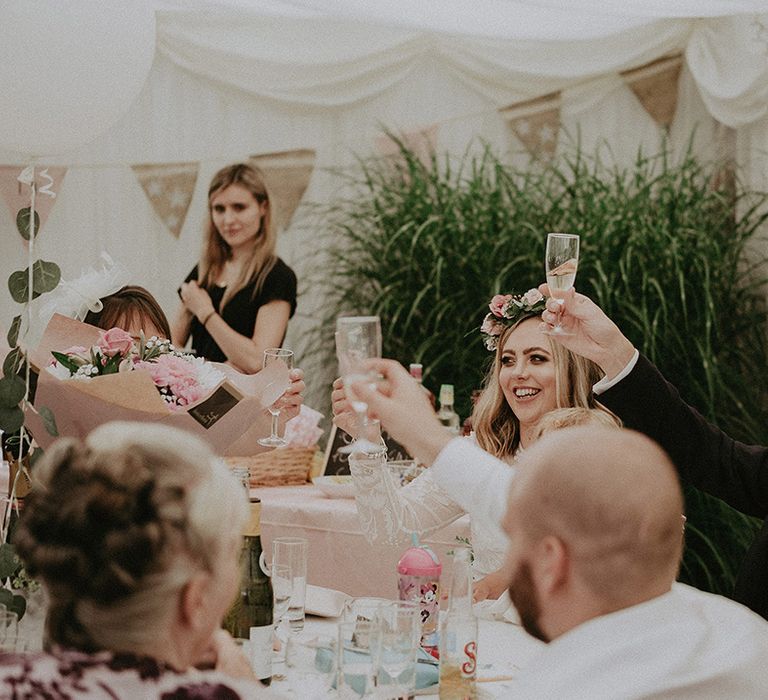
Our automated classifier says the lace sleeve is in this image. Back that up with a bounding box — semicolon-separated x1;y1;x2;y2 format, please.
350;462;465;545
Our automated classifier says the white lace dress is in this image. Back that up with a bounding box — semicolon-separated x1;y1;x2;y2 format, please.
350;438;517;577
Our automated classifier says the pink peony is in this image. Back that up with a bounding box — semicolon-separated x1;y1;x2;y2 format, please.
97;328;134;357
489;294;512;318
521;288;544;306
135;355;202;408
480;313;503;336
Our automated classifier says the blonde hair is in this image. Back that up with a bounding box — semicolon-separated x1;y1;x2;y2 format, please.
199;163;277;309
14;422;247;654
472;315;611;459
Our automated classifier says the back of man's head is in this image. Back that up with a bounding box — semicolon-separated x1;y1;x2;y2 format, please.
506;426;684;630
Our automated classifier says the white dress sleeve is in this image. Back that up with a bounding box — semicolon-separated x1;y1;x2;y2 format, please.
350;459;466;545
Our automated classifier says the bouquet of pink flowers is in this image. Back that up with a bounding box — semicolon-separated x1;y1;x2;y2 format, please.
27;314;289;455
47;327;225;411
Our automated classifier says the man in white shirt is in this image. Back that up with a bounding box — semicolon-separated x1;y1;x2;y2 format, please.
354;364;768;698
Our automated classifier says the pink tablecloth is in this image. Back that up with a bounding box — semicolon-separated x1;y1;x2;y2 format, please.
253;484;471;598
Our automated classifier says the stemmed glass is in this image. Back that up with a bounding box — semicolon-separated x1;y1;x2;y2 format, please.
544;232;579;335
257;347;294;448
335;316;382;454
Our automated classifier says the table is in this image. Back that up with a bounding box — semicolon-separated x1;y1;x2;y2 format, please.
271;614;545;698
254;484;471;598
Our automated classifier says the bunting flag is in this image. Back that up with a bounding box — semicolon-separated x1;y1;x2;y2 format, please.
0;165;68;235
131;162;199;239
621;53;683;130
499;92;561;160
249;149;316;232
374;124;438;170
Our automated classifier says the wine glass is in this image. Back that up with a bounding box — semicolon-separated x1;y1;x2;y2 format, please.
285;632;338;699
544;232;579;335
257;347;294;448
335;316;382;454
373;602;420;696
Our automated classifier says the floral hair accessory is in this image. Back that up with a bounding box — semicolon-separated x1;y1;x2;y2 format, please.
480;288;546;351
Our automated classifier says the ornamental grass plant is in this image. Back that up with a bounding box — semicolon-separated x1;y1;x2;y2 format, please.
303;140;768;596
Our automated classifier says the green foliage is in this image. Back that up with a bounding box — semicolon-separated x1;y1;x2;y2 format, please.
8;260;61;303
306;140;768;596
16;207;39;241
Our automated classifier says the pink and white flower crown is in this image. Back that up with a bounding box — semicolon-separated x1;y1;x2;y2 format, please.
480;288;546;351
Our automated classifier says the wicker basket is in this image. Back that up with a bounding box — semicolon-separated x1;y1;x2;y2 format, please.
224;447;322;488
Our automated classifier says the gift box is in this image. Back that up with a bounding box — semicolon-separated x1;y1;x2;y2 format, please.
25;314;289;456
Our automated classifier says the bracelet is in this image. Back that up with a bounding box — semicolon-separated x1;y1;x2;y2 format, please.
201;310;216;327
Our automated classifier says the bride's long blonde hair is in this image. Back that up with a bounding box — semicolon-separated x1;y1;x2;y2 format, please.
472;315;612;459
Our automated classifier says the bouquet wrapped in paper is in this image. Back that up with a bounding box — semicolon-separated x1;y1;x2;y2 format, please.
25;314;289;456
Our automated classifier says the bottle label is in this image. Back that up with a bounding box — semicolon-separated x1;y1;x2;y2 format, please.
249;624;272;680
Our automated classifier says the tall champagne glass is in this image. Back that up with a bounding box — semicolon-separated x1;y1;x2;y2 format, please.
257;347;294;448
544;233;579;335
335;316;382;454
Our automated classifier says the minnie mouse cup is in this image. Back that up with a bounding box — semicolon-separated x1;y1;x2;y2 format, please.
397;536;442;646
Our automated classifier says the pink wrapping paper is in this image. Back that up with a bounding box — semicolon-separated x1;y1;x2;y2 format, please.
25;314;289;455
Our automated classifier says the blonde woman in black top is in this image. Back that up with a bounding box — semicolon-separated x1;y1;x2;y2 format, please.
174;163;297;373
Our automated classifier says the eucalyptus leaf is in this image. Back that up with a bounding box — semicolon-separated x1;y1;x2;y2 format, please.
38;406;58;437
0;376;25;408
8;260;61;302
0;543;17;579
7;593;25;620
2;348;25;378
32;259;61;295
16;207;39;241
0;406;24;434
7;316;20;348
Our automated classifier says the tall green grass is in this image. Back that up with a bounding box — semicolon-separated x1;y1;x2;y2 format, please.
303;141;768;595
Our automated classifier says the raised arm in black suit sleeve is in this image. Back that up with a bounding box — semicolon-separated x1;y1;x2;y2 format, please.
599;354;768;520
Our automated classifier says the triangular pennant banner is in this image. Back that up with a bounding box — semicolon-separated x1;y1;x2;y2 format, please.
0;165;67;235
621;54;683;129
374;124;438;170
249;149;316;232
131;162;199;239
500;92;561;160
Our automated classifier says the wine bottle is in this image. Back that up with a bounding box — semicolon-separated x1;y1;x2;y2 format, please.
409;363;436;409
437;384;461;436
224;497;274;685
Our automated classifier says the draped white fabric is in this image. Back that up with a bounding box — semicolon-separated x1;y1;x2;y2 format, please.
1;2;767;410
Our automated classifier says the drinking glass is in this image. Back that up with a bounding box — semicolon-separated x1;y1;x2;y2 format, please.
338;619;378;698
544;232;579;335
272;537;308;633
272;563;293;637
285;632;338;699
372;602;421;696
257;347;294;448
335;316;382;454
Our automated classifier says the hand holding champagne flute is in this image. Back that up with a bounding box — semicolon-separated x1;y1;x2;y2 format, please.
335;316;382;453
258;348;295;448
544;232;579;335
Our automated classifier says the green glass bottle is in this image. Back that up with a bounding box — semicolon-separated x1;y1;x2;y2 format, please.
224;497;274;685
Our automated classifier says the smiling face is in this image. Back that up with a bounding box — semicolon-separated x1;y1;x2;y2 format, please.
210;183;267;255
498;317;559;433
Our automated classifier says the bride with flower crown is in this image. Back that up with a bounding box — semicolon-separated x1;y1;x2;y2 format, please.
332;289;615;599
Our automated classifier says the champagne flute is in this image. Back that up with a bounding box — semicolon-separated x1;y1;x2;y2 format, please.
335;316;382;454
544;232;579;335
257;347;294;448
